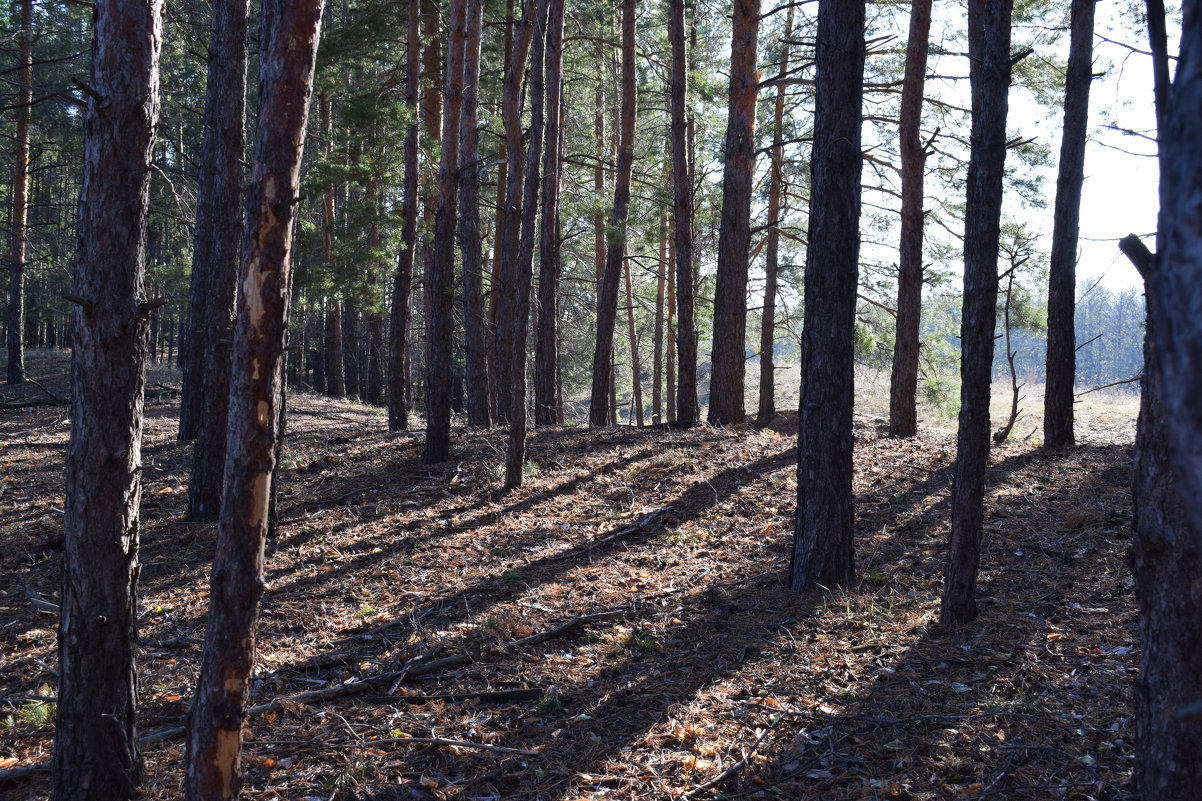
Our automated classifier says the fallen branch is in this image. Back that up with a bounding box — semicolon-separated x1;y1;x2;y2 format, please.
358;735;538;756
361;688;544;705
682;712;786;799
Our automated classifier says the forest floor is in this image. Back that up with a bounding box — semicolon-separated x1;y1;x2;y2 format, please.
2;349;1140;800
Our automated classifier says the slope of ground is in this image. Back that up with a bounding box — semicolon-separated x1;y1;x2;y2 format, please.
2;350;1139;800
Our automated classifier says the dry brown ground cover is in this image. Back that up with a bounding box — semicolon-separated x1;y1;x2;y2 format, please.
1;350;1139;800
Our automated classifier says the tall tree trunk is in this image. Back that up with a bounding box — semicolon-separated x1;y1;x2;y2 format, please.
669;0;697;424
184;0;323;795
653;191;667;425
388;0;420;431
186;0;251;523
493;0;539;426
342;300;360;399
424;0;467;463
588;0;636;428
708;0;761;426
888;0;933;438
941;0;1014;626
5;0;30;385
324;299;345;397
365;189;385;405
790;0;864;592
458;0;489;427
1042;0;1094;449
416;0;441;419
1117;235;1202;801
624;252;644;426
52;0;162;795
757;5;793;427
666;209;677;423
534;0;565;427
504;0;550;489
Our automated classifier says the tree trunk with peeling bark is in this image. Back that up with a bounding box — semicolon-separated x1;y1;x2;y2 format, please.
424;0;467;464
941;0;1013;626
588;0;635;428
185;0;251;523
1042;0;1094;450
887;0;933;439
184;0;322;796
52;0;162;796
388;0;420;432
790;0;864;593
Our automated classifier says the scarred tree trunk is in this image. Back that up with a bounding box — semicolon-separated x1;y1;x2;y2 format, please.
1042;0;1094;449
588;0;635;428
184;0;323;795
887;0;933;438
493;0;539;426
790;0;864;592
504;0;549;489
534;0;565;427
707;0;760;427
669;0;697;424
941;0;1014;626
458;0;489;427
388;0;420;431
52;0;162;796
186;0;251;523
5;0;31;385
756;5;793;427
424;0;467;464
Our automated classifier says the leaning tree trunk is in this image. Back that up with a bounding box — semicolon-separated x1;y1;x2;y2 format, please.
388;0;420;431
941;0;1014;626
534;0;565;427
458;0;489;427
707;0;760;427
790;0;864;593
588;0;636;428
184;0;323;795
1042;0;1094;449
186;0;251;523
756;4;793;427
52;0;162;796
493;0;539;426
887;0;933;438
423;0;467;464
5;0;31;385
669;0;697;424
504;0;550;489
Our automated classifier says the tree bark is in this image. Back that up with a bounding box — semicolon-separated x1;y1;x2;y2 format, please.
458;0;489;427
424;0;467;463
666;209;677;423
707;0;760;427
52;0;162;796
493;0;539;426
186;0;251;523
756;4;793;427
1042;0;1094;449
624;250;644;426
669;0;697;424
887;0;933;438
941;0;1013;626
505;0;550;488
184;0;323;795
534;0;565;427
5;0;31;385
388;0;420;431
653;189;667;425
588;0;636;428
790;0;864;593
